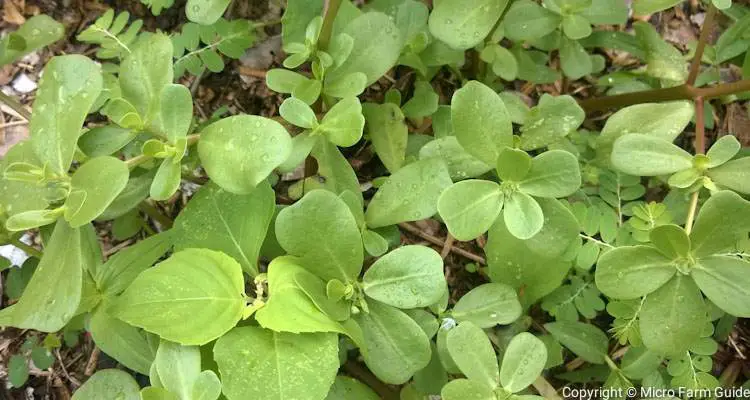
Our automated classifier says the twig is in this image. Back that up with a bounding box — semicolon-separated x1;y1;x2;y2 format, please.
343;360;398;400
238;66;267;79
54;349;81;387
440;233;454;259
398;222;486;264
533;376;563;400
0;120;29;129
0;91;31;120
84;347;100;376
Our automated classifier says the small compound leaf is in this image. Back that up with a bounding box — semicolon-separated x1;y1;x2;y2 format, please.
437;180;503;241
365;158;452;228
214;326;339;400
640;275;706;355
451;283;522;328
110;249;245;345
276;190;363;282
544;321;608;364
198;115;292;194
595;246;676;299
447;322;499;389
499;333;547;393
363;245;445;309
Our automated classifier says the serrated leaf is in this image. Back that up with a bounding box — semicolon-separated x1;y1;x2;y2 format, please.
110;249;245;345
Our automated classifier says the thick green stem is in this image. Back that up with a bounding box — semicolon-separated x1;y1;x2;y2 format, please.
139;201;174;229
0;91;31;120
685;97;706;235
318;0;343;51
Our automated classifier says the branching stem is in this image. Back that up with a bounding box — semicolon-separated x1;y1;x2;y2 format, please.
318;0;343;50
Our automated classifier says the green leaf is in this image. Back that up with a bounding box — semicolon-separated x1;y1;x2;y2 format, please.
186;0;231;25
214;326;339;400
639;275;706;355
545;321;608;364
504;192;544;240
447;322;499;389
611;134;693;176
173;181;274;277
363;102;408;173
428;0;508;50
690;191;750;257
560;36;592;79
441;379;495;400
78;125;137;158
503;0;562;42
327;12;402;86
325;376;380;400
150;157;182;201
77;10;143;60
120;34;173;130
402;81;439;119
519;95;584;150
620;347;663;380
276;190;363;282
500;333;547;393
198;115;292;194
451;283;522;328
71;369;140;400
110;249;245;345
153;340;200;399
0;221;82;332
96;232;172;296
64;156;129;228
451;81;513;165
706;135;741;168
707;157;750;194
280;97;318;129
437;180;503;241
562;14;592;40
5;259;37;301
419;136;493;181
633;0;681;16
0;15;65;65
89;305;154;375
254;257;362;341
496;148;532;182
518;150;581;198
191;371;221;400
140;387;178;400
354;300;431;384
317;97;365;147
365;158;452;228
30;55;102;174
265;69;310;94
650;224;690;258
7;354;28;388
693;256;750;317
159;84;193;143
595;246;676;299
363;245;445;308
324;72;367;98
596;101;693;163
634;21;687;82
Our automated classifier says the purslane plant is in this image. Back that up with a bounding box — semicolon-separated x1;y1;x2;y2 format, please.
3;0;750;398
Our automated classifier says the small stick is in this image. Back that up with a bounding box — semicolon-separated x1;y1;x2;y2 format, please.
398;222;486;264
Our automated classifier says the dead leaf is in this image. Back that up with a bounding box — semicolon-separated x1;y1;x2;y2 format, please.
3;1;26;25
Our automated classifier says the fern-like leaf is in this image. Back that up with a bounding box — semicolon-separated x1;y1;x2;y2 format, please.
140;0;176;16
77;10;143;60
172;18;256;77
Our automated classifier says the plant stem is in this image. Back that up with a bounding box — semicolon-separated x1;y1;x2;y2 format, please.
253;19;283;29
687;4;717;86
0;91;31;120
342;360;398;400
125;154;152;169
318;0;343;50
685;97;706;235
10;237;42;259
